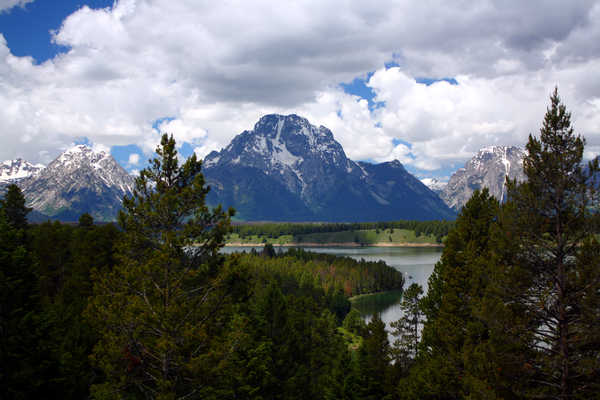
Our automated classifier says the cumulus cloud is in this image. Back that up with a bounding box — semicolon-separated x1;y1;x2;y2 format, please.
0;0;599;176
0;0;33;13
127;153;139;165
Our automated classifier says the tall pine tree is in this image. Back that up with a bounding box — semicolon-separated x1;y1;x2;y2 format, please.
0;184;31;229
88;134;234;399
399;189;502;399
493;88;600;399
391;283;424;371
358;314;392;400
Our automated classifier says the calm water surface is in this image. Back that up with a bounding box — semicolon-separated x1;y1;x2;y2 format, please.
222;246;442;327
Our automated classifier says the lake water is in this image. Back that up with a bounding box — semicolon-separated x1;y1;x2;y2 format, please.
222;246;442;328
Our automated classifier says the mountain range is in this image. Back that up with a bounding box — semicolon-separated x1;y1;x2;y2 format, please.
1;115;534;223
9;145;135;222
203;114;455;221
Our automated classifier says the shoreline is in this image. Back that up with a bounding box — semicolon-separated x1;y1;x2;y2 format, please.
348;289;404;302
224;241;443;248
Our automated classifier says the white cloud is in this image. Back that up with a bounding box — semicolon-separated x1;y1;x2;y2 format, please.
366;64;600;170
127;153;139;165
0;0;599;177
0;0;33;13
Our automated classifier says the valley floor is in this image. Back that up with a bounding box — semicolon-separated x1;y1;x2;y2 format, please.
225;228;444;247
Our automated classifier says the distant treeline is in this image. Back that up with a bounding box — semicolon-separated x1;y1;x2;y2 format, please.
231;220;455;243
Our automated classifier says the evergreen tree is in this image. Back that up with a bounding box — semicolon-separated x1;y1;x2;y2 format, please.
0;184;31;229
358;314;392;400
399;189;502;399
78;212;94;228
343;308;366;336
492;88;600;399
0;209;39;399
391;283;423;370
0;191;37;398
87;134;234;399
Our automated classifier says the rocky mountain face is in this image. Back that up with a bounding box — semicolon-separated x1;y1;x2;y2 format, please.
440;145;526;211
19;145;134;222
203;114;455;221
421;178;446;196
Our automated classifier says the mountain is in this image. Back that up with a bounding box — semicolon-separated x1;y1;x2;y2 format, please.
0;158;44;183
440;145;526;211
203;114;455;221
20;145;135;222
421;178;446;195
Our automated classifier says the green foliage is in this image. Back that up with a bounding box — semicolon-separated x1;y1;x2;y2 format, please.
209;253;355;400
400;189;502;399
490;88;600;398
29;220;121;398
262;242;276;258
0;193;121;399
0;184;31;229
399;89;600;400
230;220;454;244
0;208;39;399
254;247;405;296
87;134;235;399
357;314;393;400
343;308;366;336
390;283;424;370
78;212;94;227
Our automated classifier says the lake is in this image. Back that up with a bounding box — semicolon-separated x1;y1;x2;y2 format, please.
222;245;442;328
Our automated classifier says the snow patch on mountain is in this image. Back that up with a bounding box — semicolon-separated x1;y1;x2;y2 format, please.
421;178;447;192
0;159;45;183
441;145;526;211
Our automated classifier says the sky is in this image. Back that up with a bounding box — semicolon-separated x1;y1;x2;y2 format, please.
1;0;600;181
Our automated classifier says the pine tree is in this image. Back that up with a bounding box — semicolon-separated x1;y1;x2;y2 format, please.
493;88;600;399
391;283;424;371
88;134;234;399
358;314;392;400
0;184;31;229
399;189;501;399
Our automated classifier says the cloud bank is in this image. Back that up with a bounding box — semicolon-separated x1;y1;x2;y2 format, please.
0;0;599;176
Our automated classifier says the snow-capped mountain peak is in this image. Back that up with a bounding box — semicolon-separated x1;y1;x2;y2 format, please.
56;144;113;170
441;145;526;211
0;158;45;183
204;114;353;196
202;114;455;221
20;144;135;221
470;145;524;172
421;178;447;194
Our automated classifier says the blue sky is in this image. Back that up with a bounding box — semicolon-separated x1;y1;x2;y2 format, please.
1;0;599;182
0;0;113;63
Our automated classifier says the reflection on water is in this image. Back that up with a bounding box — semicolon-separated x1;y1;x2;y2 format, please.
223;245;442;328
351;290;404;317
